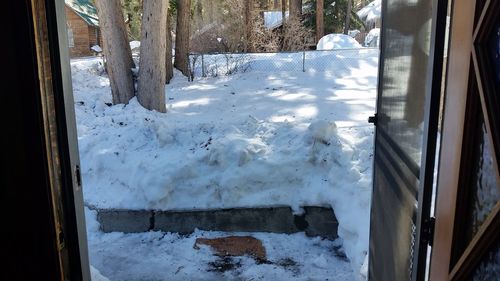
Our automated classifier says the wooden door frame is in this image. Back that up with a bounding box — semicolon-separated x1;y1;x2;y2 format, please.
38;0;91;279
5;0;89;280
429;0;476;278
429;0;476;279
430;0;500;279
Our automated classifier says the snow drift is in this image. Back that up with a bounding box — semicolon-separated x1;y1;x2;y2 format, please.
316;34;362;50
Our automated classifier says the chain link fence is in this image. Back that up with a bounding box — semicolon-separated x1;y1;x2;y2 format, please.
188;48;379;78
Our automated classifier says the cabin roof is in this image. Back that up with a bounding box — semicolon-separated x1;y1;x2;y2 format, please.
65;0;99;27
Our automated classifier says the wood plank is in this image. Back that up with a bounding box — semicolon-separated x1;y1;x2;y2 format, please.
429;0;476;279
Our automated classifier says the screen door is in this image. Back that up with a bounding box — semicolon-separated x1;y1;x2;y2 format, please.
368;0;447;280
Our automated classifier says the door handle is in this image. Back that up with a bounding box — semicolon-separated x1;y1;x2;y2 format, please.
368;113;378;125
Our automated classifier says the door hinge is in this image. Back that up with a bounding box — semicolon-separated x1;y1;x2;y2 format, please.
368;113;378;125
422;217;436;246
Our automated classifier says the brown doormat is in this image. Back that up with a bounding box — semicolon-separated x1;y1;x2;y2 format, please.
194;236;266;260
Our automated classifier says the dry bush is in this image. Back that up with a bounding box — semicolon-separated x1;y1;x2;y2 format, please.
249;12;280;52
281;17;311;51
219;0;247;52
190;23;228;53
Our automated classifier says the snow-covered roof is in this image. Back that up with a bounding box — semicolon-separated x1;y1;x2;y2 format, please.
316;34;362;50
263;11;289;29
364;28;380;47
263;3;308;30
65;0;99;27
356;0;381;25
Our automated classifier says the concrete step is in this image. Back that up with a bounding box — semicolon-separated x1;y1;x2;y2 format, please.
95;206;338;239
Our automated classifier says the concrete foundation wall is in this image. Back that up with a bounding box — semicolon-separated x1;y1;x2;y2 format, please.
96;206;339;240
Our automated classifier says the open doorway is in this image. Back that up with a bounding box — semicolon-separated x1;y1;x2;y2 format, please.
13;0;500;280
22;0;382;280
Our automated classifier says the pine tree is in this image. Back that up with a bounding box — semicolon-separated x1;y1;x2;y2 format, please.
289;0;302;20
122;0;143;40
174;0;191;76
343;0;352;34
95;0;135;105
165;7;173;83
316;0;324;42
137;0;168;112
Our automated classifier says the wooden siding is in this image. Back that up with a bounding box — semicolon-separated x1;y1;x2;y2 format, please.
65;6;98;57
88;26;102;48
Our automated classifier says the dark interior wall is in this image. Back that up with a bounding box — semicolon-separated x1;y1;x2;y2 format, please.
2;1;60;280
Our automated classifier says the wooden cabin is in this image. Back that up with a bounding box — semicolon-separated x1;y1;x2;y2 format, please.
65;0;102;57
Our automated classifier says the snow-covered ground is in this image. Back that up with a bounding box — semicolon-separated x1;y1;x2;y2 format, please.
86;208;356;281
71;49;378;280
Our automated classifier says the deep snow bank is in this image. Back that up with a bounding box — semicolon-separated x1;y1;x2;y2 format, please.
316;34;362;50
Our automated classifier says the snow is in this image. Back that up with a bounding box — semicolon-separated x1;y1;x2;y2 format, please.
348;30;361;38
364;28;380;47
360;254;369;278
85;208;356;281
316;34;362;50
129;40;140;51
71;49;378;278
91;45;102;53
356;0;381;26
90;265;110;281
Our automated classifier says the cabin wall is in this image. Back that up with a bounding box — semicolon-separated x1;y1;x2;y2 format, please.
88;26;102;48
65;6;93;57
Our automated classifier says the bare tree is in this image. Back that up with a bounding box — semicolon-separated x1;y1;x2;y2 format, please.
281;0;287;24
95;0;135;104
343;0;352;34
250;9;280;52
244;0;253;52
289;0;302;20
165;10;173;83
316;0;324;42
282;17;309;51
207;0;216;23
174;0;191;76
273;0;280;9
137;0;168;112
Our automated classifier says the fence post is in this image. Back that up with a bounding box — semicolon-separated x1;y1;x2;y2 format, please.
201;54;206;77
302;51;306;72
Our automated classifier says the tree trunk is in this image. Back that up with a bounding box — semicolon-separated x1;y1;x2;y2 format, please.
174;0;191;76
343;0;352;35
316;0;324;42
165;11;173;83
289;0;301;20
274;0;280;9
207;0;215;23
194;0;203;31
281;0;287;24
95;0;135;104
244;0;253;52
137;0;168;112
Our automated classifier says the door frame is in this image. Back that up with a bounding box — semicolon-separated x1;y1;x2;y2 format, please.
369;0;448;279
430;0;500;279
429;0;475;276
31;0;90;279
